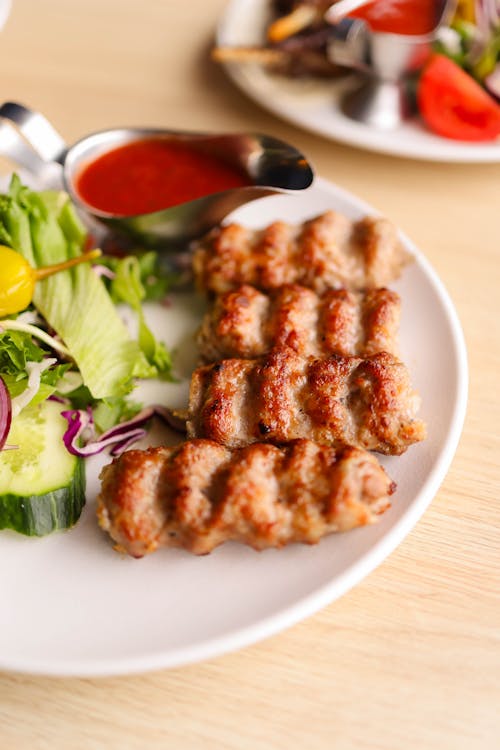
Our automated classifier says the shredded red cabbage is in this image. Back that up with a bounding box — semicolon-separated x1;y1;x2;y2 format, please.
0;376;12;451
92;264;116;280
48;394;70;405
475;0;500;34
485;63;500;99
61;405;186;458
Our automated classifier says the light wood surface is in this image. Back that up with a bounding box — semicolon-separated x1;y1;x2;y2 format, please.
0;1;498;748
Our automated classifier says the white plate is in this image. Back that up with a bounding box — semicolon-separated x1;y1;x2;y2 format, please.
0;0;11;31
217;0;500;163
0;176;467;677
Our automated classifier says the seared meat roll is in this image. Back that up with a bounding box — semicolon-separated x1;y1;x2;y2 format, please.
188;350;426;455
97;439;395;557
198;284;401;361
192;211;409;295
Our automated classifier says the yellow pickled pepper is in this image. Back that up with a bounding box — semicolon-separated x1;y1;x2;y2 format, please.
0;245;101;316
453;0;476;23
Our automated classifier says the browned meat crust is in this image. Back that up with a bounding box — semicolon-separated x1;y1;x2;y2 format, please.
188;350;426;455
192;211;409;295
197;284;401;361
213;3;345;79
97;439;396;557
272;0;333;12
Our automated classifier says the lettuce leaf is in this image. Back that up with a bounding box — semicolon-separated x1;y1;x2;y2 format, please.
106;255;173;378
0;328;69;404
0;175;158;399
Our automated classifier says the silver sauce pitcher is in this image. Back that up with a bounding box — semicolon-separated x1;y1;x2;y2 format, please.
0;102;314;249
326;0;457;129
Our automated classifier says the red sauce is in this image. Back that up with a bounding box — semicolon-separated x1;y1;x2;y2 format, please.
350;0;437;36
75;138;251;216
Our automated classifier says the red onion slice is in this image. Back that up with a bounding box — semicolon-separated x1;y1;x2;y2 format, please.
0;376;12;451
484;63;500;100
475;0;500;32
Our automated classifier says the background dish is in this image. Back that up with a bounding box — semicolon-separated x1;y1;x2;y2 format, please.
0;0;10;31
0;175;467;677
217;0;500;163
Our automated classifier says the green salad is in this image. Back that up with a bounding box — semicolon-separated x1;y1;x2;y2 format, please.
0;175;174;536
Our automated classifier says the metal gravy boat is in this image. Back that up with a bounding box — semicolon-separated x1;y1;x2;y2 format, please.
0;102;314;248
327;0;457;129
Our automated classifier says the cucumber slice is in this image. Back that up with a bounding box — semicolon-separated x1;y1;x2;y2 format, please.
0;400;86;536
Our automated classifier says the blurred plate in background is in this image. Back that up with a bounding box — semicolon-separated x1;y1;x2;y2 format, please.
217;0;500;163
0;0;10;30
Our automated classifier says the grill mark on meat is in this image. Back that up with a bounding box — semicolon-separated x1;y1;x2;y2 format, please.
97;439;396;557
212;445;283;545
361;288;401;357
161;441;227;531
253;351;298;440
187;350;426;455
258;221;296;288
191;359;254;446
270;284;319;353
319;288;358;357
306;356;355;447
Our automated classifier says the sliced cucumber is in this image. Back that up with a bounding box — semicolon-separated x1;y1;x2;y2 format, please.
0;400;86;536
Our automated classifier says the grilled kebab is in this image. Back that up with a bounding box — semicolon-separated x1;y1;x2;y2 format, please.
97;438;395;557
212;2;343;78
192;211;409;295
188;349;426;455
198;284;401;362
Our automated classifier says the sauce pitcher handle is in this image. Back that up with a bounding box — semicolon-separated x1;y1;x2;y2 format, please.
0;101;67;162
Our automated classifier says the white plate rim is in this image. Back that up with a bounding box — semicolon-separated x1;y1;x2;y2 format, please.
0;176;468;678
0;0;11;31
216;0;500;163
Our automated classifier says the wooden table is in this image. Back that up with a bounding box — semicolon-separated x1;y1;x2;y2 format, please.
0;1;498;748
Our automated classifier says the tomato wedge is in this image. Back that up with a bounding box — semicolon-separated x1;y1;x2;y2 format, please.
417;54;500;142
